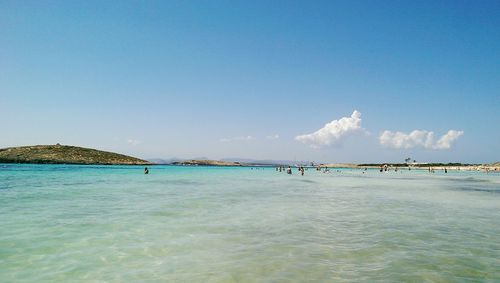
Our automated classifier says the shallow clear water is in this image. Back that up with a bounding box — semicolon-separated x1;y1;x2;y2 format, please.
0;164;499;282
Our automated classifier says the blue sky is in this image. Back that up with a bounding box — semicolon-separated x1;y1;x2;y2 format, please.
1;0;499;163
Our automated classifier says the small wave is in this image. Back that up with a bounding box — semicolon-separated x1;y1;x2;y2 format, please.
463;177;491;183
154;179;203;186
296;179;318;184
441;176;493;184
452;186;500;194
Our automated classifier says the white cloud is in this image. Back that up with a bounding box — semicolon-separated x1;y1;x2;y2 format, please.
295;110;365;148
219;136;255;143
379;129;463;150
379;130;433;149
127;139;141;146
434;130;465;149
266;134;280;140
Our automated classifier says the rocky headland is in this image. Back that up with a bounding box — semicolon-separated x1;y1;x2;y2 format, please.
0;144;151;165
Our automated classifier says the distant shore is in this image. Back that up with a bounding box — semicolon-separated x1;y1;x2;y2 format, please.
166;160;499;172
171;160;243;166
318;163;500;172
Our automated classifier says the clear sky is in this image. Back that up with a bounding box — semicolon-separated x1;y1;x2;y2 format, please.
1;0;499;163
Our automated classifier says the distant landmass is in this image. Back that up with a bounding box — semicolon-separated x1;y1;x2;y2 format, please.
221;158;311;166
172;159;243;166
150;157;285;166
0;145;151;165
147;158;182;164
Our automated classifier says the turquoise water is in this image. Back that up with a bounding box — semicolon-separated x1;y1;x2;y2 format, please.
1;164;499;282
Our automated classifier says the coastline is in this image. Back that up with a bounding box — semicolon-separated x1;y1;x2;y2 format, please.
319;163;500;172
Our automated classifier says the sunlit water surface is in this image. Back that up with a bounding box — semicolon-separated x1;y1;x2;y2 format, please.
1;164;499;282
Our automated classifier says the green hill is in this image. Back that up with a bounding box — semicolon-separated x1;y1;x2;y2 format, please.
0;144;151;165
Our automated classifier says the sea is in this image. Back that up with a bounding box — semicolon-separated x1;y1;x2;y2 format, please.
0;164;499;282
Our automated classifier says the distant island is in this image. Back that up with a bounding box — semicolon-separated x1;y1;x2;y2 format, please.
172;160;243;166
0;144;151;165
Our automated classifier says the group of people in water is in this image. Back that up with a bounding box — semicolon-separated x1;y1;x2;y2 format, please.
144;165;495;175
276;165;306;176
274;164;452;175
378;164;449;174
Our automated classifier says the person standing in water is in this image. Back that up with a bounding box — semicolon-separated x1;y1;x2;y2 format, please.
144;167;149;174
287;166;292;175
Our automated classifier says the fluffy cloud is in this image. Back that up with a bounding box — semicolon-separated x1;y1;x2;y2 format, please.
219;136;255;143
379;130;463;150
434;130;465;149
295;110;365;148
